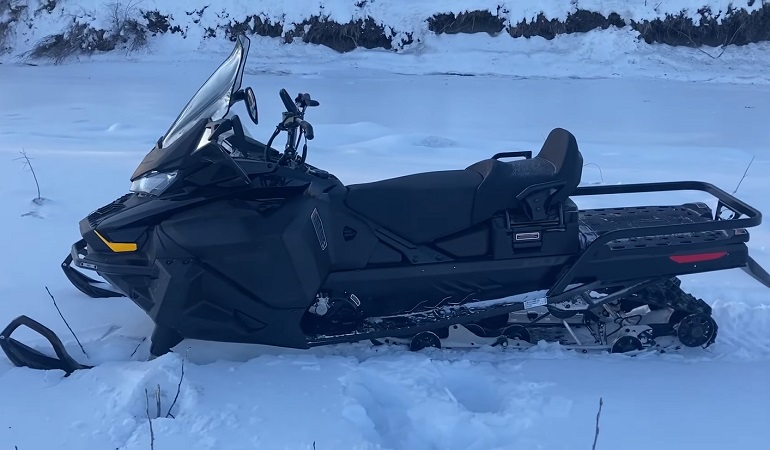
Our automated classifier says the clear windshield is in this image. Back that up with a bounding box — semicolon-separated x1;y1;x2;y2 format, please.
160;35;250;148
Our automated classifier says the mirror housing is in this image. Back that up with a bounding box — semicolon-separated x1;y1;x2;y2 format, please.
243;87;258;125
231;88;259;125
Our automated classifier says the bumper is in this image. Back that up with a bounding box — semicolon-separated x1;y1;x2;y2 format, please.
61;239;153;298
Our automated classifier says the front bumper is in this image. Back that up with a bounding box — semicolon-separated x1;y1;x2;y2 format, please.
61;239;153;298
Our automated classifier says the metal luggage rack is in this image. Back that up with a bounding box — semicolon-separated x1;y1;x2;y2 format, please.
547;180;763;297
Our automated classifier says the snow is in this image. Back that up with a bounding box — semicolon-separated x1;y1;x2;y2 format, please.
1;5;770;450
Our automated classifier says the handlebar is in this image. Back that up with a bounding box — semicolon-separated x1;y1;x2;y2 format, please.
279;89;299;115
264;88;320;165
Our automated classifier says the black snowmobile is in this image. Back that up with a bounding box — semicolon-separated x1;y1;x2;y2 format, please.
4;35;770;373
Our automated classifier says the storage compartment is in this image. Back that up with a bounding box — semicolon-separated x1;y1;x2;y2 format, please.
491;198;580;258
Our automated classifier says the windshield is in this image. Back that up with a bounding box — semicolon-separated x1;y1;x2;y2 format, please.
160;35;250;148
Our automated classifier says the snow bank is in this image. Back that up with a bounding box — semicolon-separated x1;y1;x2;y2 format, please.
1;0;769;62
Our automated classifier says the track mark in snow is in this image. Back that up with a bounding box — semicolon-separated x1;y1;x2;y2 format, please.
2;112;23;121
341;355;573;450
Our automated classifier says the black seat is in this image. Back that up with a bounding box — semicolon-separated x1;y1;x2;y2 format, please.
345;170;484;244
344;128;583;244
467;127;583;222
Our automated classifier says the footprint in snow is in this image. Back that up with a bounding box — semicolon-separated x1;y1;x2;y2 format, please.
440;369;506;414
341;374;414;446
416;135;457;148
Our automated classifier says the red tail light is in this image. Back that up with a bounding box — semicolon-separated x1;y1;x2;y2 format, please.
669;252;728;264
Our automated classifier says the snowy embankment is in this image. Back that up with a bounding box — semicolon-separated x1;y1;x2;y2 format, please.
2;0;770;84
2;0;770;62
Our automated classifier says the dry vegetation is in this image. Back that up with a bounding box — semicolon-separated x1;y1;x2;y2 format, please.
28;1;147;63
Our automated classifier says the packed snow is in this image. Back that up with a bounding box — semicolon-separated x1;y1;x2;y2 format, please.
1;6;770;450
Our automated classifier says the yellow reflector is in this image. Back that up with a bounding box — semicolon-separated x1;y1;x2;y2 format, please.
94;230;137;252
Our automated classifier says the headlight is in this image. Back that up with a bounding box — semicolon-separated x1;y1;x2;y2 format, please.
130;170;178;195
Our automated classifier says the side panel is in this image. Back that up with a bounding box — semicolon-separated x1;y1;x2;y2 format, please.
323;202;379;271
137;196;333;348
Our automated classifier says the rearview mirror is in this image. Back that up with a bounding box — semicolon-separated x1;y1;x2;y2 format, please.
231;88;258;125
243;87;258;125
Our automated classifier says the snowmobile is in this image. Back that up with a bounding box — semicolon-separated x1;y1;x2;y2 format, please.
3;35;770;374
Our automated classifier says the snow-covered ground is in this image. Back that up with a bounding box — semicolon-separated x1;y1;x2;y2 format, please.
1;29;770;449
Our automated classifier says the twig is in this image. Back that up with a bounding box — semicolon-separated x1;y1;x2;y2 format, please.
592;397;603;450
155;384;162;419
583;163;604;183
45;286;87;357
13;149;42;202
130;336;147;357
665;21;745;60
145;388;155;450
165;348;188;418
732;155;755;194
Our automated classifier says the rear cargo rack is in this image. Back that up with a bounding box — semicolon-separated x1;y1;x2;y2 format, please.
547;181;763;296
579;205;732;250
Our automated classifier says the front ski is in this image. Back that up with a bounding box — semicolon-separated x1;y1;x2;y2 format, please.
0;315;90;374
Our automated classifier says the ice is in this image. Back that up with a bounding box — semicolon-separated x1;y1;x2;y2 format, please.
1;7;770;450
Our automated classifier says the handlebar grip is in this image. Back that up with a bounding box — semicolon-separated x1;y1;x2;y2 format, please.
279;89;299;114
298;93;320;107
300;120;314;140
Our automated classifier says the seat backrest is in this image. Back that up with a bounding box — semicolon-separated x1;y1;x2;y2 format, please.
534;128;583;203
